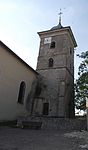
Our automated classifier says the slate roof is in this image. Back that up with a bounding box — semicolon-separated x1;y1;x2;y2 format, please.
51;22;63;30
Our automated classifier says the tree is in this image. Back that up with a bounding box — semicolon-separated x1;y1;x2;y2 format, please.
75;51;88;111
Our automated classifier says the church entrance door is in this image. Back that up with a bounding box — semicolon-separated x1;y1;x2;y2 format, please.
43;103;49;115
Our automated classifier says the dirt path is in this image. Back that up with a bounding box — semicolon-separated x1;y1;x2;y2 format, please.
0;127;85;150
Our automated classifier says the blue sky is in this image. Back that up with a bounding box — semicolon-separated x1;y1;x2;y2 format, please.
0;0;88;79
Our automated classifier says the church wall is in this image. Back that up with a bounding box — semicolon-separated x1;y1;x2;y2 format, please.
64;69;74;117
0;46;37;121
37;54;66;70
34;27;76;118
34;67;74;117
33;68;66;117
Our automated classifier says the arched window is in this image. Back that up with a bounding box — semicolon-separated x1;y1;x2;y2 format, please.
49;58;53;67
18;81;26;104
50;41;55;48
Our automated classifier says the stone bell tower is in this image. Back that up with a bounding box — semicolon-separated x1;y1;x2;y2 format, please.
33;14;77;118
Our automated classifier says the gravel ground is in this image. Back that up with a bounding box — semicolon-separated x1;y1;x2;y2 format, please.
0;127;87;150
64;130;88;149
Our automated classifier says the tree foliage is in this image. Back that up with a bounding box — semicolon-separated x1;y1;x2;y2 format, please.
75;51;88;110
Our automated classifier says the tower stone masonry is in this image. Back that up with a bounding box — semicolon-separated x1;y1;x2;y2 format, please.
32;23;77;118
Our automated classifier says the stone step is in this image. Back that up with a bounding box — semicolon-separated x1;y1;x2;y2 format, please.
17;117;42;129
17;116;87;131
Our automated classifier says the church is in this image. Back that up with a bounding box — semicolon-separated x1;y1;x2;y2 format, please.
0;16;77;121
32;20;77;118
0;41;38;121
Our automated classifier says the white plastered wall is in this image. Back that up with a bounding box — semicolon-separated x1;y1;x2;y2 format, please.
0;46;37;121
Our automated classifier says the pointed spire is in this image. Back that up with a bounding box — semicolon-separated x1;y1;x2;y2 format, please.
51;8;63;30
58;8;63;26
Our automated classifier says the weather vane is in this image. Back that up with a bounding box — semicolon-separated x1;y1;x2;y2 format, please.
58;8;63;25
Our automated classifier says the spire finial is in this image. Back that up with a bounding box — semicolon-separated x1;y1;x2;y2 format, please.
58;8;63;25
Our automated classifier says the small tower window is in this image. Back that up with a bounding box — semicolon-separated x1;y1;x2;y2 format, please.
50;41;55;48
49;58;53;67
18;81;26;104
70;48;73;54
